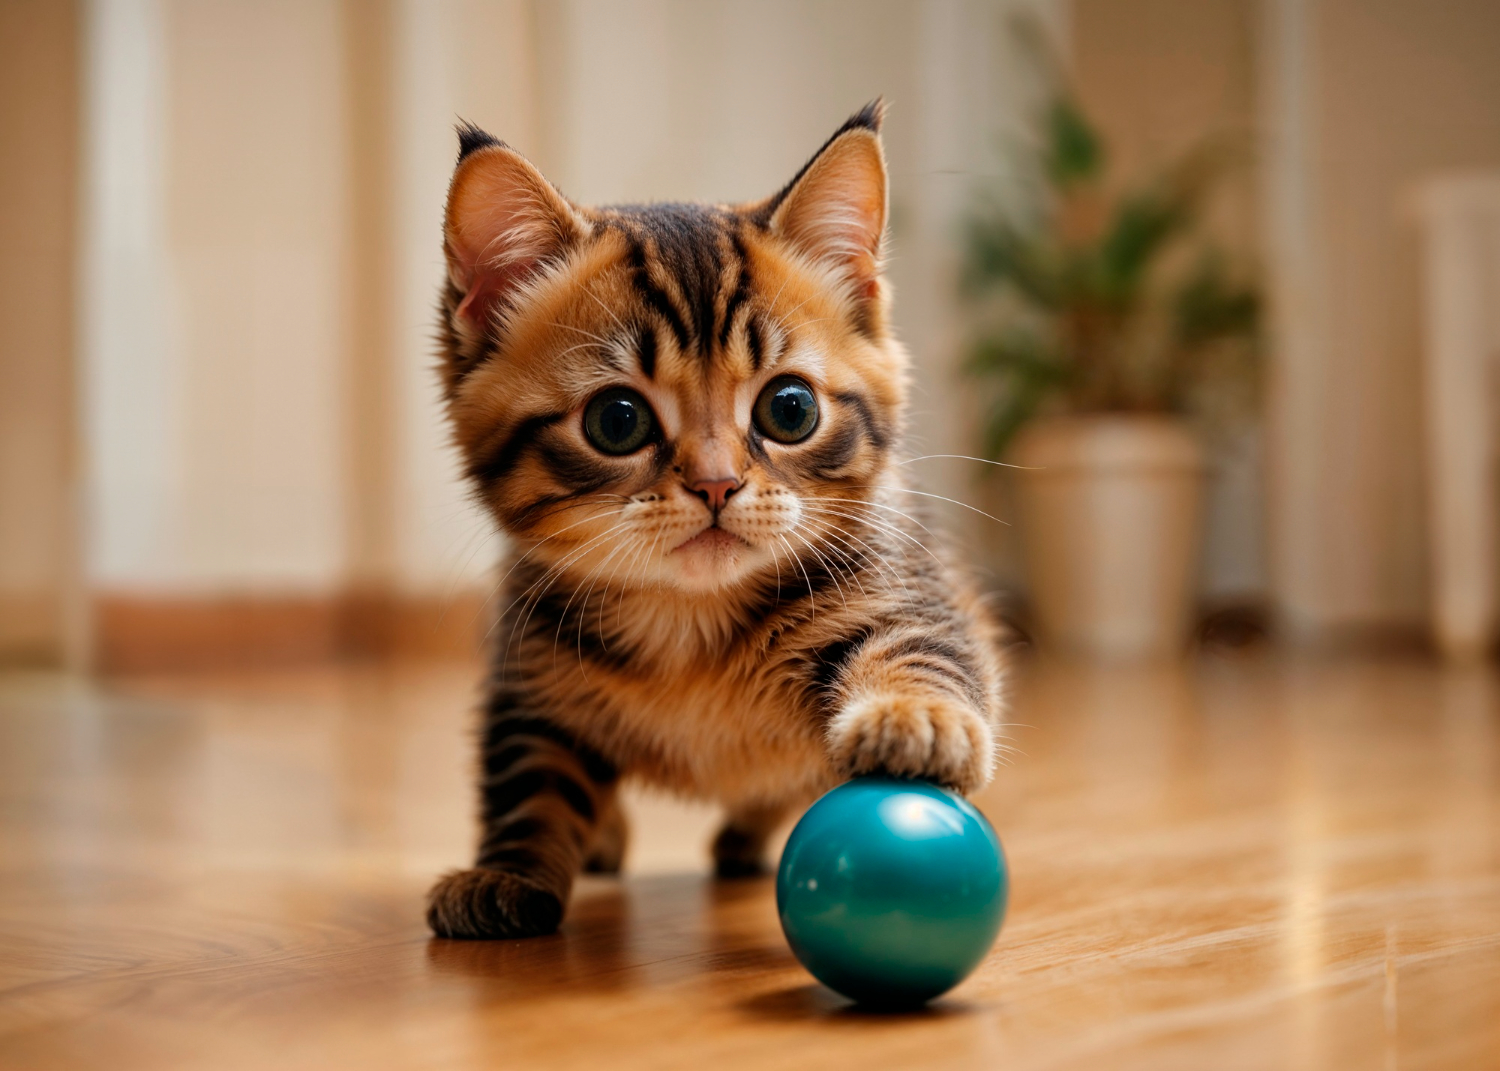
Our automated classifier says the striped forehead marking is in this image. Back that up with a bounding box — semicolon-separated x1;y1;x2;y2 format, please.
603;204;760;363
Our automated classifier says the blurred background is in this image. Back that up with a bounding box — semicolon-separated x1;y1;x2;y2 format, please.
2;0;1499;673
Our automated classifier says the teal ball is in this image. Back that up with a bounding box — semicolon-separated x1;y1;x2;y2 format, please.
776;777;1008;1007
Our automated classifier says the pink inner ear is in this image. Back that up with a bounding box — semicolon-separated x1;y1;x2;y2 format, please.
770;134;887;298
445;146;572;334
454;255;540;329
449;204;547;330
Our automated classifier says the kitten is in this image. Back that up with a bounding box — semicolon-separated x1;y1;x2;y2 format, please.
427;102;1005;939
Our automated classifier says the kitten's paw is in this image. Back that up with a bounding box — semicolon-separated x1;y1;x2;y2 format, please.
426;868;564;939
827;692;994;794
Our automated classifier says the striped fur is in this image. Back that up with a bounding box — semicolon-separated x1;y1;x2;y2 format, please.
426;102;1006;940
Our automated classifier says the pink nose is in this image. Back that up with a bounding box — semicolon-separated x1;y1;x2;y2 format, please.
688;477;740;511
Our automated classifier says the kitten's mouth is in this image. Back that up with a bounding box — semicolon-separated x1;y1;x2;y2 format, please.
673;525;747;554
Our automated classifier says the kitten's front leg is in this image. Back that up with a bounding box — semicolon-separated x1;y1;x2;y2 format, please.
427;692;616;939
821;629;998;794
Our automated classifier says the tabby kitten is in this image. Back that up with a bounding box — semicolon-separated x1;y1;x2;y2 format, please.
427;102;1005;939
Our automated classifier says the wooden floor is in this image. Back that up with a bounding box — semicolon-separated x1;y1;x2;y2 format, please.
2;652;1499;1070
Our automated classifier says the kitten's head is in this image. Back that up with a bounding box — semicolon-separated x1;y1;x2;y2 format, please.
439;102;903;594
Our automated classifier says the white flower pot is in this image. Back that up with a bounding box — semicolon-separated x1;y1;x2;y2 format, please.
1008;415;1206;660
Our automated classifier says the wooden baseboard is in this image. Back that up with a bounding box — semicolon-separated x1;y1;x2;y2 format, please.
94;591;488;674
0;591;66;666
338;591;493;662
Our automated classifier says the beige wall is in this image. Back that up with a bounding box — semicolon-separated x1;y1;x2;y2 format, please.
385;0;535;595
0;1;79;663
82;0;351;594
166;0;349;590
1265;0;1500;638
1072;0;1267;605
1074;0;1259;252
1312;0;1500;629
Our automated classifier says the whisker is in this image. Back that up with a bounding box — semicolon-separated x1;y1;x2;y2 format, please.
598;528;653;641
800;519;910;599
887;488;1011;527
779;535;817;621
546;321;614;346
790;529;850;612
616;522;669;633
579;286;631;337
899;453;1039;470
509;519;631;623
797;503;945;569
477;503;629;628
557;537;634;677
497;519;633;662
793;522;871;601
847;496;936;534
550;340;607;362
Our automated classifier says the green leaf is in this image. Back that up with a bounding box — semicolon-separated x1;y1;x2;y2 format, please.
965;330;1069;458
982;376;1052;460
965;328;1065;377
1095;190;1194;306
1172;254;1260;350
1046;98;1103;189
961;79;1262;442
963;217;1063;310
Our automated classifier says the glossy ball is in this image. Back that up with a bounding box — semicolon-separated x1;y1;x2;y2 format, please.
776;777;1008;1007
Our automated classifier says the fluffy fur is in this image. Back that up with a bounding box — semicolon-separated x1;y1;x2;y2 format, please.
427;101;1006;940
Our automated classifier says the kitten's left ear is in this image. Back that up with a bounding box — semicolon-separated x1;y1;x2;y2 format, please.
763;100;888;303
443;123;588;339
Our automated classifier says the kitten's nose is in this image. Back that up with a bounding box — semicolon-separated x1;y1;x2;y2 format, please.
687;477;740;511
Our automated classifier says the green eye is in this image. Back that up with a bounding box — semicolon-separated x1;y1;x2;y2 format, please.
754;376;819;443
584;387;655;455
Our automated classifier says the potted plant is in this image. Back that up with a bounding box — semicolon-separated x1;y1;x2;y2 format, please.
963;95;1260;660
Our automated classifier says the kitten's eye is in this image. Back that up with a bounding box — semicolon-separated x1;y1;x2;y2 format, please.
754;376;819;443
584;387;655;455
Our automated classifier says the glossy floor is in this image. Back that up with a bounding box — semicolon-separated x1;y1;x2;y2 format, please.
1;654;1498;1070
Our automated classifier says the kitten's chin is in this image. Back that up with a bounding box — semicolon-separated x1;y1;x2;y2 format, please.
666;527;761;591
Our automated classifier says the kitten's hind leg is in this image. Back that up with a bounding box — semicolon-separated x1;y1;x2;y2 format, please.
582;789;628;874
427;700;616;939
712;802;790;879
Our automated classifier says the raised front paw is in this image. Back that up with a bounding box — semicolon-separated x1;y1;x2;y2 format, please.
826;692;995;794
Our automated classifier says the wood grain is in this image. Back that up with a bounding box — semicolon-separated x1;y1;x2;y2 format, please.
1;654;1498;1069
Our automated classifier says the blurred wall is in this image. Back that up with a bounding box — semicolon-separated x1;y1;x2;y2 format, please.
0;2;80;664
1263;0;1500;640
83;0;350;594
1072;0;1267;607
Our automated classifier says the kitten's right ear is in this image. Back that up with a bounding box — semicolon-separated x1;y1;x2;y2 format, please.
443;124;587;336
760;101;888;305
